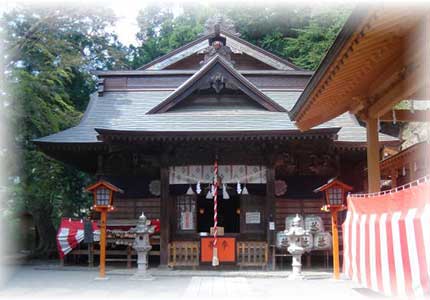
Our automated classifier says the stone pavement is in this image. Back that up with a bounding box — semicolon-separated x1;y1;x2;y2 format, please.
0;265;383;300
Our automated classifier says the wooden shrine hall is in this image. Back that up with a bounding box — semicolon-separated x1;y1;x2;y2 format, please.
35;21;401;269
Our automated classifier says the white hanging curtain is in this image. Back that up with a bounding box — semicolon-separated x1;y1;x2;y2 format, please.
169;165;267;184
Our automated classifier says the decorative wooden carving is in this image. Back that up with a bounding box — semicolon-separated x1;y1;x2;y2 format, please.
210;72;225;93
274;180;288;196
274;152;297;175
201;23;235;66
308;154;338;176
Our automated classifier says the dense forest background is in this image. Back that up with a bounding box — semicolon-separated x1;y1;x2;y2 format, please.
1;2;351;256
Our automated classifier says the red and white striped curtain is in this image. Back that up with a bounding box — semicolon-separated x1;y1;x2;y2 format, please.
342;176;430;296
56;218;99;258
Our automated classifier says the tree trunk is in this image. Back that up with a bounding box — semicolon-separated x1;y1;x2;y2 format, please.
31;205;58;258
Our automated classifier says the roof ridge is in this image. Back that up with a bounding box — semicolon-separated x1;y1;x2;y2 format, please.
136;29;304;71
220;30;304;71
136;34;210;70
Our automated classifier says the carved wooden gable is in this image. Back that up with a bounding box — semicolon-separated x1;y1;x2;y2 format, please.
147;55;287;114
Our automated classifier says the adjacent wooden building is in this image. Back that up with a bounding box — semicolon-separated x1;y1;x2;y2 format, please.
290;5;430;193
35;25;400;268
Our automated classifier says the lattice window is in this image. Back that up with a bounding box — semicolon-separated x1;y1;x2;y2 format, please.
96;187;110;206
328;187;343;206
176;195;197;232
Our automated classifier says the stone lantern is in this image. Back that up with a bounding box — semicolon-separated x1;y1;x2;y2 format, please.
130;212;155;280
285;214;306;280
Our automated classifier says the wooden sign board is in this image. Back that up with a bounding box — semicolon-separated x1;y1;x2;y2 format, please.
245;211;261;224
200;237;236;263
210;226;224;236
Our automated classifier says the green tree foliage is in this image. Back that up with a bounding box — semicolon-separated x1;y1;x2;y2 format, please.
131;2;351;70
130;3;208;68
283;9;352;70
2;4;129;256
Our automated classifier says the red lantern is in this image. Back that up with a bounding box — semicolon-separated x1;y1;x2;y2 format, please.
86;180;123;211
315;178;352;211
86;180;123;279
315;178;352;280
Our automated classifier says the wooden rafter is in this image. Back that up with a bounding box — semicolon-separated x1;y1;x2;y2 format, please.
368;63;424;117
290;7;427;130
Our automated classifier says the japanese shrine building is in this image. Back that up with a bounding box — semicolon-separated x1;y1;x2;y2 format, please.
35;24;400;268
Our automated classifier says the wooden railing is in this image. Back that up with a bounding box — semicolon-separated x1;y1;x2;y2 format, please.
65;233;160;268
237;241;268;268
168;241;200;268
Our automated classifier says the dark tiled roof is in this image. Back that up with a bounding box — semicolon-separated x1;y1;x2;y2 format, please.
34;89;398;144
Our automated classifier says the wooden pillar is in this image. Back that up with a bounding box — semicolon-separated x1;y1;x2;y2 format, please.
159;164;170;267
408;162;413;182
127;245;132;269
391;168;397;188
366;118;381;192
265;164;275;270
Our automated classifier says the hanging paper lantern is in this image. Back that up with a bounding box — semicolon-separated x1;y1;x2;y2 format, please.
222;183;230;199
196;181;201;194
236;181;242;194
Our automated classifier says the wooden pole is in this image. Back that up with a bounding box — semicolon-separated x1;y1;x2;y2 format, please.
99;209;107;278
331;209;340;280
265;164;275;270
366;118;381;192
391;169;397;188
409;162;415;182
159;164;170;267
